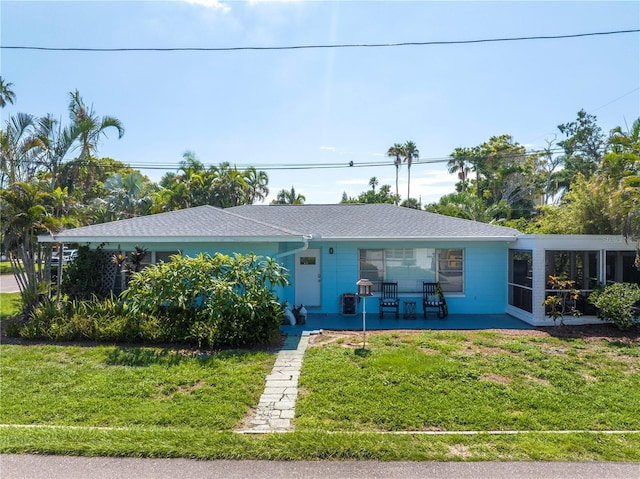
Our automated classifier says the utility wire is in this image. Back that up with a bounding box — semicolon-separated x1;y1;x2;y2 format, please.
76;147;570;172
3;29;638;52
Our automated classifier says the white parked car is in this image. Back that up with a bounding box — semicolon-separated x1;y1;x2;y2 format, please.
51;249;78;266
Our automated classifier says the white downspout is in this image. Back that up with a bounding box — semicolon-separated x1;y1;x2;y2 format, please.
274;234;312;259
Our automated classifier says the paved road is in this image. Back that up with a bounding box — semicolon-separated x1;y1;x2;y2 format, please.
1;455;639;479
0;274;20;293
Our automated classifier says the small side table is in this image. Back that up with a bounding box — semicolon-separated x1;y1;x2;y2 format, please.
403;300;417;320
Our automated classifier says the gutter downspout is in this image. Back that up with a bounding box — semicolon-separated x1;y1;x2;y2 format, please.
274;234;312;259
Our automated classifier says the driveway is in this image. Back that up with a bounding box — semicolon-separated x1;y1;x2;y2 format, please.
0;274;20;293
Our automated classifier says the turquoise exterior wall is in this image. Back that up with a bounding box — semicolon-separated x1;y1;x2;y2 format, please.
304;241;510;315
97;239;510;315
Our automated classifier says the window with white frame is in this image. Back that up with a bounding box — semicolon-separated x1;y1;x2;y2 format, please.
359;248;464;293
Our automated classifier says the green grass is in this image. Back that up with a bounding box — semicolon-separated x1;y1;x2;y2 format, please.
0;344;276;430
1;428;639;461
296;331;640;432
0;292;22;319
1;330;639;461
0;262;14;275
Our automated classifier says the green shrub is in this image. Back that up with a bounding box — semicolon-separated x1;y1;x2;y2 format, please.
543;274;582;325
122;252;289;348
20;295;133;341
589;282;640;330
19;252;289;348
62;245;109;300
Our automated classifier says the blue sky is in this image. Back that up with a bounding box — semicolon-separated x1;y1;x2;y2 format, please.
2;1;639;205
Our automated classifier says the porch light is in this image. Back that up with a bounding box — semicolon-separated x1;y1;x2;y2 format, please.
357;279;373;349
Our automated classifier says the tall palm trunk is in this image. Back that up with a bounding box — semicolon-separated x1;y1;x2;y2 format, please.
395;162;400;205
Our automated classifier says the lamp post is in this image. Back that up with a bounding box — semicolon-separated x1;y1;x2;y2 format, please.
356;278;373;349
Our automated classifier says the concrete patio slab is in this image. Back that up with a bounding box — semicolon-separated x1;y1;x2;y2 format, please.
281;313;534;336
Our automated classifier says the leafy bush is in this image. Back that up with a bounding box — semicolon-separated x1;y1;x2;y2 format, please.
122;252;289;348
20;252;289;348
20;295;136;341
62;245;109;300
589;282;640;330
543;274;582;325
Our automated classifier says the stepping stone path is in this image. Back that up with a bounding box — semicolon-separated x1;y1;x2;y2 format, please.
240;331;319;432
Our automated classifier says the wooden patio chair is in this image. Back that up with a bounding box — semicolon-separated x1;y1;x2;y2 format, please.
379;281;399;319
422;282;448;319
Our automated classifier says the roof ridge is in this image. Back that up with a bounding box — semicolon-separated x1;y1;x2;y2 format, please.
219;206;306;236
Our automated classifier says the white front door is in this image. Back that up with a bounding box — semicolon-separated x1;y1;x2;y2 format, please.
294;249;321;307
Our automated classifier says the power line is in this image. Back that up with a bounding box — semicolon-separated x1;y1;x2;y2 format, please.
90;147;569;172
3;29;638;53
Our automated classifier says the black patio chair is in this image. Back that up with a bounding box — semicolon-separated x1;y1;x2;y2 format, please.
422;282;448;319
379;282;399;319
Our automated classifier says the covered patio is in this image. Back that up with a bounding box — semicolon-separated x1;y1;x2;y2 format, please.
281;313;534;336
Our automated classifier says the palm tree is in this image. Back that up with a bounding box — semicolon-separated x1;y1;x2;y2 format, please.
243;166;269;203
402;141;419;201
210;162;248;207
0;76;16;107
0;181;61;313
386;143;403;204
609;118;640;155
447;147;472;192
33;114;78;189
0;113;38;188
101;172;153;220
68;90;125;160
272;186;306;204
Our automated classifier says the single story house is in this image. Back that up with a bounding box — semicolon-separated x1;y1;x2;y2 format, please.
38;203;639;327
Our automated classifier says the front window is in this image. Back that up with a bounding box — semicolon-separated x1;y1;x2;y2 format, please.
359;248;463;293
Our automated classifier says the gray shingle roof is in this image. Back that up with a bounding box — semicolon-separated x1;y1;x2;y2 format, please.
43;203;520;243
43;205;302;243
227;204;520;239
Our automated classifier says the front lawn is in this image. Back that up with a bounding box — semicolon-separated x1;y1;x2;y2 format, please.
296;330;640;432
0;344;276;430
1;329;639;461
0;292;22;320
0;262;14;275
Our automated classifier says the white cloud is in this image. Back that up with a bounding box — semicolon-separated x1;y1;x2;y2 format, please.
182;0;231;13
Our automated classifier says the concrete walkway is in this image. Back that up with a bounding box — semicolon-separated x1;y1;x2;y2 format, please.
239;331;319;432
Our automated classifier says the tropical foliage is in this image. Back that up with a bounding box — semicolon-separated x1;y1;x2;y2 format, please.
17;252;290;348
122;252;289;347
156;152;269;211
0;181;61;313
1;82;277;315
272;186;306;204
589;282;640;330
341;177;400;205
386;140;420;205
0;76;16;108
431;112;640;257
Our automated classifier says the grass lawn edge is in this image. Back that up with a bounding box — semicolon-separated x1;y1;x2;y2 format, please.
1;427;639;462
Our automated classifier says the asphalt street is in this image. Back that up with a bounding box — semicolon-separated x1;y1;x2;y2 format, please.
1;456;639;479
